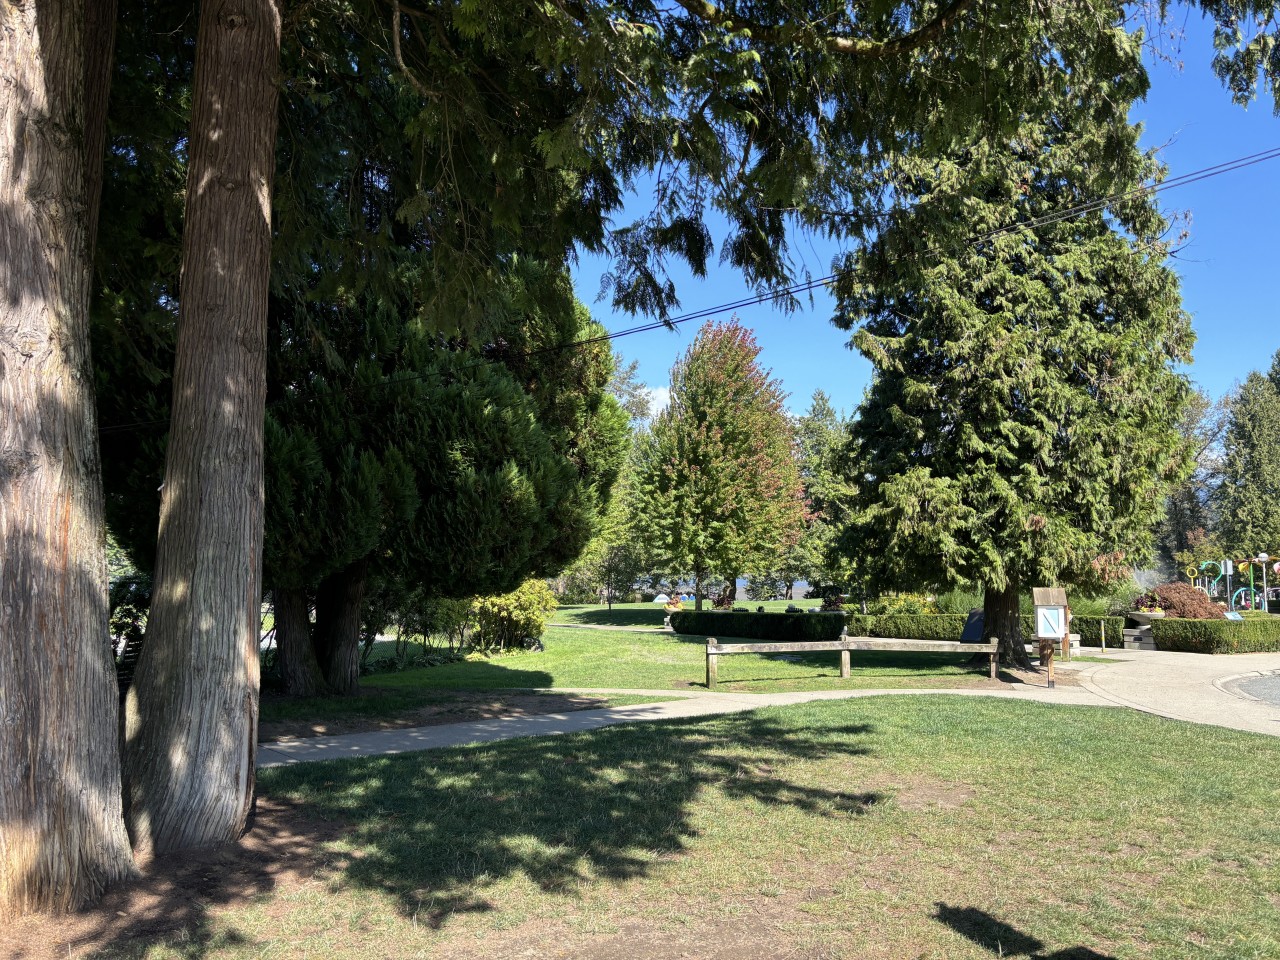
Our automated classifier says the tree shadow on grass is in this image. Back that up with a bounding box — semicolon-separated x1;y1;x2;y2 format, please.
258;712;880;927
552;605;666;628
934;903;1118;959
23;710;877;958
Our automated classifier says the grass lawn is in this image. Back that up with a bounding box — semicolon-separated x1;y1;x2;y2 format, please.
60;697;1280;959
336;625;992;696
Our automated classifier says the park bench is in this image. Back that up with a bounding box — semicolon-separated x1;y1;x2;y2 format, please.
703;632;999;688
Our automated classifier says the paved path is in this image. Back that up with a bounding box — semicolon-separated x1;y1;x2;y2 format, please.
1076;649;1280;736
255;650;1280;768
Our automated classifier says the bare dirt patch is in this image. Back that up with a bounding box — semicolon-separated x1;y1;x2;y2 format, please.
0;798;342;960
258;690;633;741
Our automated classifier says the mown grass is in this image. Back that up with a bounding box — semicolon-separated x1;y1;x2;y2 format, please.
338;625;987;696
98;697;1280;959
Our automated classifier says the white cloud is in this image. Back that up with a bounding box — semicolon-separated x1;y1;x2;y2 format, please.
645;386;671;416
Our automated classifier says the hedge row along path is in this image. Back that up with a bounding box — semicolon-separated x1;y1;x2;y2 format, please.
258;649;1280;767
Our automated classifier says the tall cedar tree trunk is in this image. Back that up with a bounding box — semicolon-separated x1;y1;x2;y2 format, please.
985;579;1031;669
274;588;327;697
314;561;369;695
0;0;136;914
122;0;282;854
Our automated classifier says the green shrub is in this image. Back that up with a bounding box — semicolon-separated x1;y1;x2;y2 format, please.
472;579;559;652
844;614;967;641
1150;617;1280;654
864;592;940;615
1070;616;1126;647
843;613;1126;646
1015;614;1125;647
670;610;846;643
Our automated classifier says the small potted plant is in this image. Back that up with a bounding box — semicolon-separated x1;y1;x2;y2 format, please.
1128;592;1166;626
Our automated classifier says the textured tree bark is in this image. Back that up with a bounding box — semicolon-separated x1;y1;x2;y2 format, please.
83;0;117;258
985;579;1031;670
315;561;369;695
0;0;136;915
274;588;327;697
122;0;282;855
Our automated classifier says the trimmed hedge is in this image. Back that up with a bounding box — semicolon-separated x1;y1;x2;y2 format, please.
844;614;966;642
1150;617;1280;654
672;611;1132;647
669;610;845;643
1014;615;1125;647
846;613;1125;646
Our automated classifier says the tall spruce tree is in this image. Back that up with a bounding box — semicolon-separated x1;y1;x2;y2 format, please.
1217;358;1280;555
634;320;805;609
833;89;1192;667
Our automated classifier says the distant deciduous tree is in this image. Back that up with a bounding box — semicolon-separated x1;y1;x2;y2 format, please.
1156;388;1229;576
634;320;805;610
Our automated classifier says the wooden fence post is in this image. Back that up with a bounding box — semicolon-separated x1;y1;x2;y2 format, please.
706;639;718;689
840;648;850;679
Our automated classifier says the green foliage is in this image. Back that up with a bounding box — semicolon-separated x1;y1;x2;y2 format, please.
765;390;854;594
670;611;845;644
1135;583;1227;620
108;574;151;660
1156;389;1229;576
844;615;967;643
1064;617;1126;647
472;580;560;653
1216;358;1280;555
1151;617;1280;654
634;320;805;603
864;593;939;616
834;74;1193;618
844;613;1124;647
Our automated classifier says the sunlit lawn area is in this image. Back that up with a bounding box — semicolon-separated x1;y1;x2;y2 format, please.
319;625;990;700
262;610;990;734
82;697;1280;959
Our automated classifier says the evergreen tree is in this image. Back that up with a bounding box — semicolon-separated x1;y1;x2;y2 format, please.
1217;359;1280;555
6;0;1277;910
1155;389;1228;576
634;320;806;609
793;391;856;596
0;0;137;914
833;92;1192;667
557;441;652;607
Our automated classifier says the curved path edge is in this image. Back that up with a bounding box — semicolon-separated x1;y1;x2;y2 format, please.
257;650;1280;769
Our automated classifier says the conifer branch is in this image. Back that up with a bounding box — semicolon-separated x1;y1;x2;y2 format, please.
670;0;976;58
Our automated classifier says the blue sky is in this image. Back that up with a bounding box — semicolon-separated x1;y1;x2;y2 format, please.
571;12;1280;419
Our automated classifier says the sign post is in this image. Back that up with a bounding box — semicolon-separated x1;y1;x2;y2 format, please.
1033;587;1069;690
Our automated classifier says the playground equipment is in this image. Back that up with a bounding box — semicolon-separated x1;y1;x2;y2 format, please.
1187;555;1276;612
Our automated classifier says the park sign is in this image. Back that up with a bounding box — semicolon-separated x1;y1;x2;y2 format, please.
1032;586;1069;690
1032;587;1068;640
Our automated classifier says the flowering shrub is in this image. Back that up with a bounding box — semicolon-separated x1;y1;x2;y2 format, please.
471;579;559;652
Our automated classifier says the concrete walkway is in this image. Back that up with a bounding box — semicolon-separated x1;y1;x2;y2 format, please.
255;649;1280;768
1076;648;1280;736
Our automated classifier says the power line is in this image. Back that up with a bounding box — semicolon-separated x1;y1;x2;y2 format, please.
97;143;1280;436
